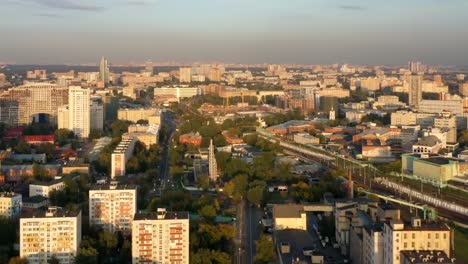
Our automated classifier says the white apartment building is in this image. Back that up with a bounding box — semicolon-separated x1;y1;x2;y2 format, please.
29;178;67;198
111;137;136;178
20;207;82;264
179;67;192;83
68;86;90;137
89;182;137;235
382;218;451;264
0;193;22;218
132;209;189;264
154;87;201;101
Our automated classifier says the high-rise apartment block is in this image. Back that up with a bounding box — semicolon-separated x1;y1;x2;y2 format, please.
408;61;425;73
179;67;192;83
408;75;422;107
0;192;22;218
20;207;82;264
68;86;91;137
460;82;468;97
132;209;189;264
89;182;137;235
111;137;136;178
100;57;110;86
0;83;68;125
90;98;104;131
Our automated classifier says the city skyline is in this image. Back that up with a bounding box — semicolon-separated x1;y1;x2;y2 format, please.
1;0;468;65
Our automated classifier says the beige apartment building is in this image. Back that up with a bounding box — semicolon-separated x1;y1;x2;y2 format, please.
0;83;68;125
179;67;192;83
382;218;450;264
111;137;136;178
20;207;82;264
89;182;137;235
117;108;160;124
132;209;190;264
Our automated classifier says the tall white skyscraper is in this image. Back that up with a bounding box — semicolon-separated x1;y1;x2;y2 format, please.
100;57;109;86
209;139;218;181
69;86;91;138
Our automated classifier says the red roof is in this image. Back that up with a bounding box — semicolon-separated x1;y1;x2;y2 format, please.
20;135;55;143
3;127;24;139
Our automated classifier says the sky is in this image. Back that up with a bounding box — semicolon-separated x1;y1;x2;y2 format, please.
1;0;468;65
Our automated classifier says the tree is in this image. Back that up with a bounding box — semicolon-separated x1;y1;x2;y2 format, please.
48;256;59;264
111;120;131;138
55;128;74;146
8;257;29;264
88;129;103;140
198;205;217;221
247;185;265;207
14;141;31;154
255;235;275;264
191;249;231;264
98;231;118;254
36;143;55;160
75;247;98;264
232;174;249;199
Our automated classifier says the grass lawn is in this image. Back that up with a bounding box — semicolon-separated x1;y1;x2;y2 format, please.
454;227;468;263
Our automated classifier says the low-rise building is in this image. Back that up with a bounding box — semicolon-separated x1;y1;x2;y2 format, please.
412;136;443;154
293;133;320;145
272;204;307;230
402;154;461;187
22;195;49;210
0;192;22;218
179;132;203;146
20;207;81;264
29;177;67;197
132;209;190;264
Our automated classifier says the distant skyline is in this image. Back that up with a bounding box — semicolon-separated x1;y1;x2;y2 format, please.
1;0;468;65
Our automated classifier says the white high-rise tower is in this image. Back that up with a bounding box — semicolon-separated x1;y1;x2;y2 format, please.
69;86;91;138
208;139;218;181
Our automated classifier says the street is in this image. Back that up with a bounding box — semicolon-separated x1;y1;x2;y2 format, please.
236;198;262;264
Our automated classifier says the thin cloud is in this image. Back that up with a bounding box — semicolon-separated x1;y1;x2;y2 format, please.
123;0;154;6
21;0;105;11
34;13;63;18
339;5;366;11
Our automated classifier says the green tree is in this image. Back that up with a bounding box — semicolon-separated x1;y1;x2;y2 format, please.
247;185;266;207
255;235;275;264
88;129;103;140
8;257;29;264
198;205;217;221
191;249;231;264
111;120;131;138
36;143;55;160
14;141;31;154
55;128;74;146
98;231;118;255
75;247;98;264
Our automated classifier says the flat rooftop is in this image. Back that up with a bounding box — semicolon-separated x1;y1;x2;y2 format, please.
400;250;454;263
21;207;80;218
273;204;304;218
134;211;189;221
90;183;137;191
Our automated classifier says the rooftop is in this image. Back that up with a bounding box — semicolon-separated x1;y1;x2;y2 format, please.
21;206;80;218
400;250;454;264
415;136;441;147
134;211;189;221
23;195;48;204
276;229;315;264
90;182;137;191
273;204;304;218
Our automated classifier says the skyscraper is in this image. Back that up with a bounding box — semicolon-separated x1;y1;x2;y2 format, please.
209;139;218;181
69;86;91;138
408;75;422;107
99;57;110;86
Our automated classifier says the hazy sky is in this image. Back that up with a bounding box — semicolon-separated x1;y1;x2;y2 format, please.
1;0;468;65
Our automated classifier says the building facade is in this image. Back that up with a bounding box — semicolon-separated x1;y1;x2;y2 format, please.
0;193;22;218
89;182;137;235
132;209;189;264
20;207;82;264
111;137;136;178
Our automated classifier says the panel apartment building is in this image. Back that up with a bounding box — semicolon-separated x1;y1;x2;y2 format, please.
132;209;189;264
89;182;137;235
20;207;82;264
